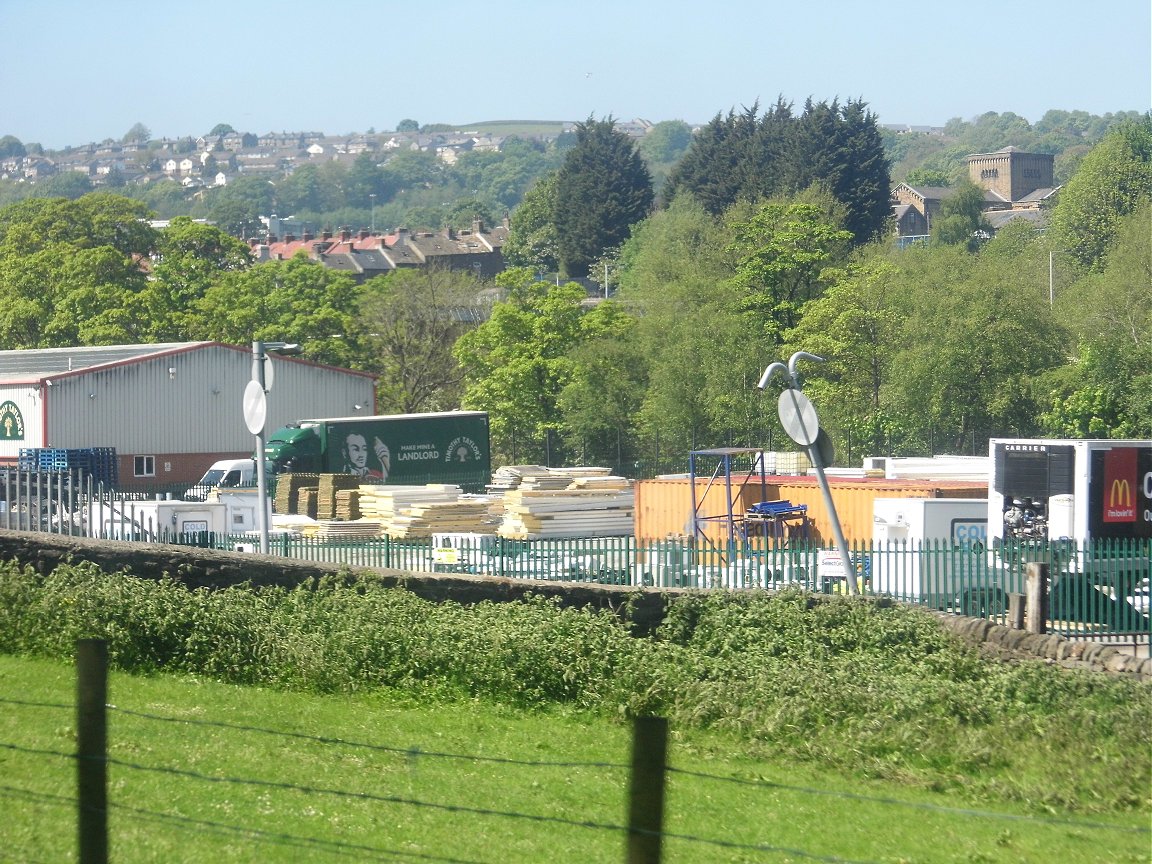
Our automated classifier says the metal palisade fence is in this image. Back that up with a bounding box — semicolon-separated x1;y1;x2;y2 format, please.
3;468;1149;643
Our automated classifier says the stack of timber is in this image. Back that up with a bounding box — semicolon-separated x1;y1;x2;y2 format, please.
487;465;550;493
487;465;618;492
315;474;365;521
295;488;319;520
334;489;362;521
275;473;320;515
384;495;497;539
356;484;496;538
297;519;383;540
496;474;634;540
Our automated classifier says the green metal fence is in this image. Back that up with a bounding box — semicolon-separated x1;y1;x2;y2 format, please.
3;465;1147;644
198;532;1149;643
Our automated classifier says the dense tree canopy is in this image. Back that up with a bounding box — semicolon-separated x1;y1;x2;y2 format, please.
1050;116;1152;269
663;98;891;244
553;117;653;278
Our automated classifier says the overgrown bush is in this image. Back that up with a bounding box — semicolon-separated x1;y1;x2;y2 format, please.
1;559;1148;812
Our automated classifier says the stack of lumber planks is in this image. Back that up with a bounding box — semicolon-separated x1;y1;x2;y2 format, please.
297;519;383;540
315;474;365;520
356;484;497;538
496;471;634;540
275;473;320;515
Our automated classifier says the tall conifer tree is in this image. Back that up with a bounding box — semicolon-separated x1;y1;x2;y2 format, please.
554;117;653;278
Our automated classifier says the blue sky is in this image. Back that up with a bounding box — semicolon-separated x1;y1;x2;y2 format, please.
3;0;1149;150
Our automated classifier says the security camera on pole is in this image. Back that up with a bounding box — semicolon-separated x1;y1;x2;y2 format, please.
757;351;859;595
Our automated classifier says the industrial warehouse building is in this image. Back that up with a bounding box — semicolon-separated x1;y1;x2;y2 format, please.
0;342;377;489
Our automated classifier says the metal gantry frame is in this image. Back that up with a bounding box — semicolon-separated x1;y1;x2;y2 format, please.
688;446;769;555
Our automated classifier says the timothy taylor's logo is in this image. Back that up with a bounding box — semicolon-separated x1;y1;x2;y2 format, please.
1103;448;1137;523
446;436;481;463
0;401;25;440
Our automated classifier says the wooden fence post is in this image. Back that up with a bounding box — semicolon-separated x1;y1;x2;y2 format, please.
1025;562;1049;635
76;638;108;864
627;716;668;864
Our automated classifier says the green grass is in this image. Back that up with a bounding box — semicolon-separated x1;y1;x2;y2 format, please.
1;558;1150;861
2;653;1148;864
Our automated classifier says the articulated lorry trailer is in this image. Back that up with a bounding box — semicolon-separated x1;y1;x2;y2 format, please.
264;410;491;492
988;438;1152;546
986;438;1151;627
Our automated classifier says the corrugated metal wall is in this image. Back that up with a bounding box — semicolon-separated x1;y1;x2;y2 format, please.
635;474;988;544
42;346;375;453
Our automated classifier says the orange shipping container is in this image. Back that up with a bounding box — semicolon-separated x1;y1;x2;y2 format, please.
634;474;987;545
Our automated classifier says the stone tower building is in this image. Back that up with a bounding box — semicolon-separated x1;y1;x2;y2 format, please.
966;147;1054;203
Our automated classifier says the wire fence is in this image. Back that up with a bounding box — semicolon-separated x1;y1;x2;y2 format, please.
1;642;1146;863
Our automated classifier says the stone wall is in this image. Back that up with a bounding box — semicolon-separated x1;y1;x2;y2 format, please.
1;530;1147;681
932;612;1151;682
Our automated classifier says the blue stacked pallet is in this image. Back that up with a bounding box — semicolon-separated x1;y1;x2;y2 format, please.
15;447;118;486
80;447;118;487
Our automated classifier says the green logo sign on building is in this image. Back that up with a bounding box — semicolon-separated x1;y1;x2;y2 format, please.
0;401;25;440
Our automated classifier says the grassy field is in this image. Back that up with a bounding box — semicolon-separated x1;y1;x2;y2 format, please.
1;558;1149;862
2;653;1148;864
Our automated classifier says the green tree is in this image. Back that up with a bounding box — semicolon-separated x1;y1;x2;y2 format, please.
208;123;235;137
356;268;485;413
726;195;854;347
553;117;653;278
207;174;275;237
502;172;559;273
789;99;893;243
781;254;908;459
1040;201;1152;436
454;268;589;462
637;120;693;165
663;104;773;213
930;178;993;250
891;245;1067;452
191;257;361;364
616;196;750;454
396;119;419;133
122;122;152;144
557;301;647;468
1050;116;1152;269
904;168;952;187
42;172;93;199
145;217;253;340
0;136;26;158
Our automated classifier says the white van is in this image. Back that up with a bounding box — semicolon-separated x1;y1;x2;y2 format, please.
185;458;256;500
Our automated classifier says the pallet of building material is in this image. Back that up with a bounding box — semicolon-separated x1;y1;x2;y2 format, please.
566;475;632;490
496;487;634;539
487;465;545;492
314;474;363;520
357;484;463;521
298;519;383;540
276;473;321;514
295;488;319;520
334;489;362;521
498;511;634;540
388;498;497;537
